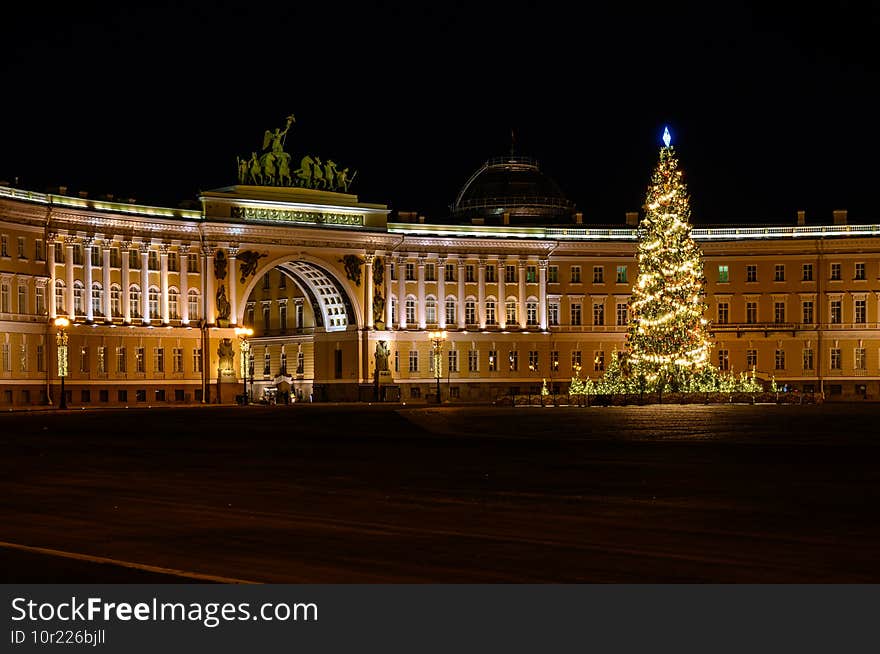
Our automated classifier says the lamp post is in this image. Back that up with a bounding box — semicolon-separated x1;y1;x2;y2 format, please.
235;326;254;405
54;317;70;409
428;330;446;404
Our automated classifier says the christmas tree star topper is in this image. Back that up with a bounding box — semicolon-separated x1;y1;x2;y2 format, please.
662;126;671;147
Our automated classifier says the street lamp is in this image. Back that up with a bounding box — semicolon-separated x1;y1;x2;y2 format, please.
54;317;70;409
428;330;447;404
235;326;254;405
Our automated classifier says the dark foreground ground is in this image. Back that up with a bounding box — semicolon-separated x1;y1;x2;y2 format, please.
1;403;879;582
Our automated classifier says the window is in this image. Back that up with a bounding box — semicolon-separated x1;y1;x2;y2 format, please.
37;344;45;372
168;252;179;272
830;300;841;324
448;350;459;373
506;300;517;325
408;350;419;372
129;249;140;269
136;390;147;403
802;301;814;324
278;303;287;330
334;350;343;379
571;350;582;371
746;301;757;324
468;350;479;372
405;299;416;324
278;274;286;289
188;290;200;320
81;390;91;403
136;347;145;373
445;263;455;282
17;236;25;259
746;349;757;369
526;302;538;326
570;266;581;283
18;284;26;314
129;286;141;318
717;302;729;324
616;265;627;284
802;264;813;281
116;347;127;373
55;243;64;264
485;265;496;283
263;272;271;289
90;246;101;267
280;351;287;375
35;286;45;315
446;298;456;325
830;263;841;280
148;288;159;317
97;346;106;374
297;349;304;374
1;344;8;372
526;266;537;283
172;348;183;373
548;266;558;283
485;300;496;325
488;350;497;372
263;349;271;376
79;346;89;372
745;265;757;282
774;302;785;323
110;247;120;267
296;304;304;329
550;350;559;371
174;389;184;402
188;253;200;273
718;349;729;371
118;390;128;403
92;283;103;317
505;265;516;283
100;390;110;403
548;302;559;326
592;266;603;284
465;300;476;324
802;348;814;370
73;282;84;315
465;265;475;282
405;263;415;281
0;283;9;313
0;235;6;257
855;347;867;370
55;281;65;314
394;350;399;373
830;348;841;370
570;302;581;326
775;349;785;370
410;387;421;399
110;286;121;317
854;299;866;323
168;290;180;320
426;298;436;324
718;265;729;283
148;250;159;270
594;351;605;372
855;263;866;280
508;350;518;372
35;240;44;261
425;263;435;281
774;264;785;281
592;302;604;326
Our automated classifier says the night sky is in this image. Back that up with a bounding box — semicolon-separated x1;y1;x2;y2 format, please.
2;1;878;225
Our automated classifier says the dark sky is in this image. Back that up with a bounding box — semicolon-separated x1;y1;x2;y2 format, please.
2;1;879;225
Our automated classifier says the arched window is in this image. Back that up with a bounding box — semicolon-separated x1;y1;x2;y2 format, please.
91;282;103;317
506;299;517;325
445;297;456;325
390;295;397;325
405;297;416;325
485;297;497;326
526;298;538;326
73;281;85;315
425;296;437;325
465;299;477;325
129;284;141;318
148;286;160;318
54;280;66;314
188;289;200;321
110;284;121;317
168;288;180;320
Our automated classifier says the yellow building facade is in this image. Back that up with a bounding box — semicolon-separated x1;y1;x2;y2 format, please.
1;162;879;407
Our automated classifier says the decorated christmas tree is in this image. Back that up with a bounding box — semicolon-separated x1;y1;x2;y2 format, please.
626;127;712;391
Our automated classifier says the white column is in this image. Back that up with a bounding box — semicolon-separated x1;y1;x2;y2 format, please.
498;257;506;329
48;236;56;320
478;258;486;329
437;257;447;329
384;255;393;330
121;242;131;323
518;260;527;329
417;258;426;329
83;238;94;322
65;238;75;320
365;253;374;329
102;242;112;323
539;259;548;331
180;245;190;324
397;255;407;329
204;246;216;325
140;243;150;324
457;259;466;329
227;247;239;326
160;244;170;324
